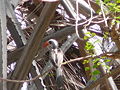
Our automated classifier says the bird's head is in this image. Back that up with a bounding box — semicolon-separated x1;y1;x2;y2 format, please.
43;39;59;49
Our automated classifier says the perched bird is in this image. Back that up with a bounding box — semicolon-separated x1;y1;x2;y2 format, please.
43;39;64;89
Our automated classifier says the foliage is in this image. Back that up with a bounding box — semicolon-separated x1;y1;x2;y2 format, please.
83;31;111;80
96;0;120;23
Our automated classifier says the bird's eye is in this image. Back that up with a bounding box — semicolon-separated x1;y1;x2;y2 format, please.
49;41;52;44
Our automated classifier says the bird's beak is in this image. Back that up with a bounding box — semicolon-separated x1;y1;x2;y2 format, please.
42;41;49;48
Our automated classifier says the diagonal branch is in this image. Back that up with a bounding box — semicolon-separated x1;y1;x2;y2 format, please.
8;2;59;90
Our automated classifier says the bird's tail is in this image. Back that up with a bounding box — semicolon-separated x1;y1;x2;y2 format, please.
56;67;64;90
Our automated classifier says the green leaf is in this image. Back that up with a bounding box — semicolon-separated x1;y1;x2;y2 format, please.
92;70;101;75
101;56;106;59
95;0;100;5
101;64;106;67
84;36;90;40
85;42;94;51
116;20;120;24
107;3;116;7
97;62;102;66
93;58;100;63
104;0;110;3
83;60;89;64
105;65;110;70
104;59;111;62
103;32;109;39
93;64;98;68
115;6;120;12
96;9;101;14
91;33;96;37
48;73;55;77
116;0;120;3
85;67;90;71
85;31;91;35
91;76;97;81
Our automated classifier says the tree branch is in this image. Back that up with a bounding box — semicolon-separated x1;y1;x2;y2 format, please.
62;51;120;65
8;2;59;90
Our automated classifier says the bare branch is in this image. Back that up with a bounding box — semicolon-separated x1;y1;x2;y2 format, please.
62;51;120;65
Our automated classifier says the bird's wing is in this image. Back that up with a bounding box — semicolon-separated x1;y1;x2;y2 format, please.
56;49;64;67
50;49;58;67
50;48;63;67
56;49;64;89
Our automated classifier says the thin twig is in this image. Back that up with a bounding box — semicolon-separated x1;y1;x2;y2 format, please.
84;0;94;27
99;0;108;27
62;52;119;65
75;0;79;38
0;67;53;83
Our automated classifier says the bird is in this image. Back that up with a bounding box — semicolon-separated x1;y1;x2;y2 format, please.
43;39;64;89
